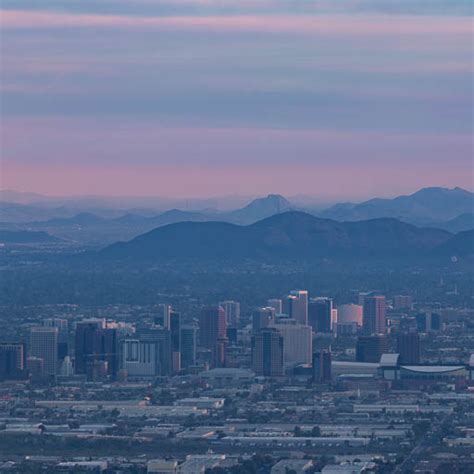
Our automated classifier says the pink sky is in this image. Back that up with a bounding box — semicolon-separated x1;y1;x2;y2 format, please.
1;1;472;199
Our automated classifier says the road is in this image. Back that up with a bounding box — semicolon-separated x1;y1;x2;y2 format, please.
394;414;451;473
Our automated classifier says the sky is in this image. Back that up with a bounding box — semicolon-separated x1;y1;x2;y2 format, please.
1;0;473;200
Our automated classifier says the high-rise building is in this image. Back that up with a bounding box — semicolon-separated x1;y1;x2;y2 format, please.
121;337;161;378
285;290;308;325
271;318;312;368
358;291;374;306
199;306;227;368
356;335;389;363
308;297;333;333
252;307;275;333
29;327;58;377
170;310;181;372
416;312;441;332
26;357;44;381
180;326;197;369
0;343;25;380
137;326;172;376
74;320;117;378
393;295;413;310
363;295;386;335
155;304;171;328
43;318;69;360
337;304;363;326
219;301;240;328
312;350;332;383
397;332;420;364
59;356;74;376
121;325;173;378
267;299;283;314
251;328;284;377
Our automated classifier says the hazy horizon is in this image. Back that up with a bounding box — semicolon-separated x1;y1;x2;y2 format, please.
1;184;473;205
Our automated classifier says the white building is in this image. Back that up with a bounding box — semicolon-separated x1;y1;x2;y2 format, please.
271;318;312;368
219;301;240;327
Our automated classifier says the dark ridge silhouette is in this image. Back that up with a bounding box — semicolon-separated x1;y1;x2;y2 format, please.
100;211;452;261
432;229;474;257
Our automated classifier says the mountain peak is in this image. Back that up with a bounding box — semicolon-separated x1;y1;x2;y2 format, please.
227;194;293;224
322;186;473;224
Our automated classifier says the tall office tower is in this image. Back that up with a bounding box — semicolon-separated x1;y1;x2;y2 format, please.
26;357;44;381
121;336;160;378
169;310;181;372
219;301;240;328
155;304;171;328
135;327;171;376
199;306;227;349
393;295;413;310
312;350;332;383
397;332;420;364
180;326;197;369
416;312;441;332
356;335;389;363
308;297;333;333
199;306;228;368
226;327;238;345
43;318;69;360
29;327;58;377
267;299;283;314
363;295;386;335
358;291;374;306
59;356;74;376
337;304;363;326
251;328;284;377
285;290;308;325
213;336;228;368
271;319;312;368
0;343;25;380
252;307;275;333
74;320;103;374
74;321;117;378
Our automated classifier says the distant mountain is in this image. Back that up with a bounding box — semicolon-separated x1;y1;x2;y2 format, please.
0;202;55;223
320;187;474;224
226;194;293;224
433;230;474;257
113;209;212;227
0;230;62;244
0;190;58;205
101;211;452;261
431;213;474;233
0;202;117;223
147;209;212;227
37;212;108;227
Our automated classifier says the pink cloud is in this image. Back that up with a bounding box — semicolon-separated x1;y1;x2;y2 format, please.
2;10;471;36
2;161;472;200
1;118;472;199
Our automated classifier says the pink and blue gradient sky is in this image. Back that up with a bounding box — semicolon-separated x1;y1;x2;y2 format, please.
1;0;472;199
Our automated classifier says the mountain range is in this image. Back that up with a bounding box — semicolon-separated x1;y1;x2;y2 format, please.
1;187;473;245
101;211;464;262
320;187;473;224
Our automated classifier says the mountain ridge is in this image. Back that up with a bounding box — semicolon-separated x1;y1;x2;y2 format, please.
100;211;455;262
